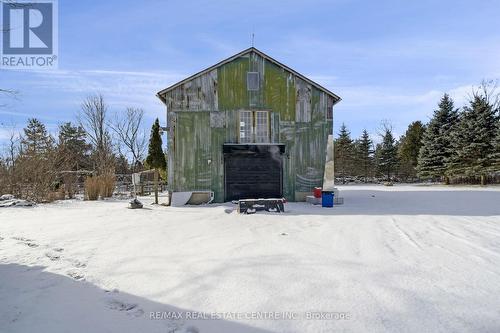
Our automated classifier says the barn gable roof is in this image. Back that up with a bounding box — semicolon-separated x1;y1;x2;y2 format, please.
156;47;341;105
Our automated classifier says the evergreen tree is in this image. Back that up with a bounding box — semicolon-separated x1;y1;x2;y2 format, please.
57;122;91;170
17;118;57;201
398;121;425;180
417;94;458;182
146;118;166;171
114;154;130;175
377;126;398;180
334;123;355;183
21;118;54;154
354;129;374;182
490;119;500;173
446;93;498;184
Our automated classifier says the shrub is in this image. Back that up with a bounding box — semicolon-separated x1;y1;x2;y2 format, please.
84;176;100;200
99;174;115;198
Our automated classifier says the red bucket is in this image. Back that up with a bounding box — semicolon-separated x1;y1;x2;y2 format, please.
313;187;322;198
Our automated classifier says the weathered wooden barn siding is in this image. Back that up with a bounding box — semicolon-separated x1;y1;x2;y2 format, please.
264;61;296;121
167;70;218;111
210;111;226;202
174;112;211;191
164;50;335;202
217;57;249;111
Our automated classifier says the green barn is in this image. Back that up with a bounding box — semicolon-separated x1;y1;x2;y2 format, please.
156;47;341;203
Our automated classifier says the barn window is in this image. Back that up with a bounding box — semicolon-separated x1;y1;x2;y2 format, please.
239;111;253;143
255;111;269;143
247;72;259;91
239;110;270;143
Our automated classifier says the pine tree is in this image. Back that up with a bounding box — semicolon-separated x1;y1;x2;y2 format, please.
446;93;497;184
21;118;54;155
114;154;130;175
145;119;166;204
417;94;458;182
398;121;425;180
354;129;374;182
377;126;398;180
490;119;500;173
17;119;57;202
57;122;91;171
146;118;166;171
334;123;355;183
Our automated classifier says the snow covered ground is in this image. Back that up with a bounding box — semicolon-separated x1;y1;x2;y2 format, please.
1;185;500;333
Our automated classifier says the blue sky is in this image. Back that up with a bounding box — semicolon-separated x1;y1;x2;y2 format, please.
1;0;500;145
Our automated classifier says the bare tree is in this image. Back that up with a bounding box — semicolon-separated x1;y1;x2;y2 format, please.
6;125;19;170
0;124;20;194
0;89;18;108
78;94;114;174
111;107;146;172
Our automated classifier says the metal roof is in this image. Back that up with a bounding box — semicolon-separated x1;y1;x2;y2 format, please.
156;47;341;105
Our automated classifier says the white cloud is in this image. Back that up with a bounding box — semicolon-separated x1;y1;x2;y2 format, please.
10;69;186;119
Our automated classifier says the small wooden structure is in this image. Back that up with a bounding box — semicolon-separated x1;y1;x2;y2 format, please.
131;170;165;196
238;198;286;214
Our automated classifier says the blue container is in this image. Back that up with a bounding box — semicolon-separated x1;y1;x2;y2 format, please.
321;191;334;208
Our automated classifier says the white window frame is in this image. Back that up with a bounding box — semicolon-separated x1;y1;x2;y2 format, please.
238;110;270;143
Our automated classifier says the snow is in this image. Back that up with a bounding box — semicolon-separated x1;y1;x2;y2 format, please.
1;185;500;333
0;194;34;207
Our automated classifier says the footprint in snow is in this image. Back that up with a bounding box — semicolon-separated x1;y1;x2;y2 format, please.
53;247;64;252
104;288;119;293
45;253;61;261
107;299;144;317
66;270;84;280
70;259;87;268
11;236;39;248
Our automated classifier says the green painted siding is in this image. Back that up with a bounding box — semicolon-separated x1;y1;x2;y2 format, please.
174;112;211;191
164;50;337;202
264;61;296;121
217;57;249;111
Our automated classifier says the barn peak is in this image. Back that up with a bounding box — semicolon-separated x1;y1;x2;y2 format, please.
157;47;341;104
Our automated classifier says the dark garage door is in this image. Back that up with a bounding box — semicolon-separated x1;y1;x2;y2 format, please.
224;144;284;201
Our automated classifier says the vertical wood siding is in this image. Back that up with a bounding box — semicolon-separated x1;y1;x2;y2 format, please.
164;51;335;202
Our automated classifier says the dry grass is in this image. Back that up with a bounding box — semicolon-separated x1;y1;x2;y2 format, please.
99;174;115;198
84;174;115;200
84;177;100;200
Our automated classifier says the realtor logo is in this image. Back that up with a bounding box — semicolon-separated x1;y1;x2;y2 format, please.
1;0;58;69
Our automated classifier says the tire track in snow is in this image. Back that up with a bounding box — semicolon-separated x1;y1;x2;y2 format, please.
390;218;423;251
430;223;500;260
